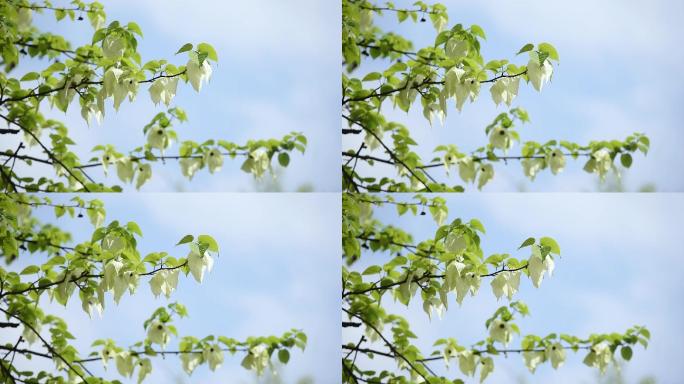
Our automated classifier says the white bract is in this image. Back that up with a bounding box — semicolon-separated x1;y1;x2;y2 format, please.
477;163;494;190
113;269;139;303
489;126;512;151
521;158;544;181
17;8;32;30
489;77;520;106
548;148;566;174
489;319;513;345
136;163;152;189
523;350;544;373
180;157;203;180
137;358;152;383
458;350;476;376
454;271;480;305
146;320;169;347
527;246;555;288
147;127;168;150
187;250;214;283
454;78;480;112
116;157;135;184
204;148;224;173
113;77;139;111
186;59;213;92
148;77;179;106
203;344;224;371
102;34;126;59
99;346;116;368
363;128;382;151
585;148;614;180
458;157;476;183
241;150;271;179
22;322;41;345
81;295;104;318
241;344;270;376
149;269;180;298
583;342;613;374
479;356;494;383
180;352;202;375
527;52;553;91
116;351;134;377
446;38;468;59
546;342;566;369
490;270;521;300
444;232;467;254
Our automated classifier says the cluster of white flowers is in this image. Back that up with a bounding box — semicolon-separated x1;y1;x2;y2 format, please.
453;350;494;383
528;246;555;288
452;157;494;190
241;344;271;376
522;342;566;373
490;270;521;301
97;343;152;383
240;150;271;178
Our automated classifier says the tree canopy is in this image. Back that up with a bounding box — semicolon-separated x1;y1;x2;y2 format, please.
342;0;649;192
0;0;307;192
0;193;306;382
342;193;649;383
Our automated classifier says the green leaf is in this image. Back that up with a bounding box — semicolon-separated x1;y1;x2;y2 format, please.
620;153;633;168
516;43;534;55
540;237;560;255
20;72;40;81
20;265;40;275
362;72;382;82
278;152;290;167
620;346;633;361
538;42;559;61
469;219;486;234
362;265;382;275
197;42;218;61
176;235;194;246
126;222;143;236
278;349;290;364
175;43;193;55
127;22;144;37
470;24;486;39
518;237;535;249
198;234;219;252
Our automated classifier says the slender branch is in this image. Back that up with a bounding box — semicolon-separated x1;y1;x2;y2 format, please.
343;71;527;104
0;71;186;106
343;263;528;298
0;115;91;191
0;261;188;299
343;308;431;383
343;115;432;192
342;151;593;169
0;308;88;382
12;3;98;13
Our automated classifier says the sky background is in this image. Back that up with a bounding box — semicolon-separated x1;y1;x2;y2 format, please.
344;194;684;383
5;0;340;192
343;0;684;192
5;193;340;383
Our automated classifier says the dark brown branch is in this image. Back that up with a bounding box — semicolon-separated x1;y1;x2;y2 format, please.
343;115;432;192
343;308;431;383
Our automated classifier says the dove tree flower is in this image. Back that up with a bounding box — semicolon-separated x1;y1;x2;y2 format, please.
0;2;307;192
0;194;306;382
342;0;649;192
342;194;650;383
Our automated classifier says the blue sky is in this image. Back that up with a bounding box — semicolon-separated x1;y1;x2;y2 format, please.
343;0;684;192
344;194;684;383
6;193;340;383
5;0;340;192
